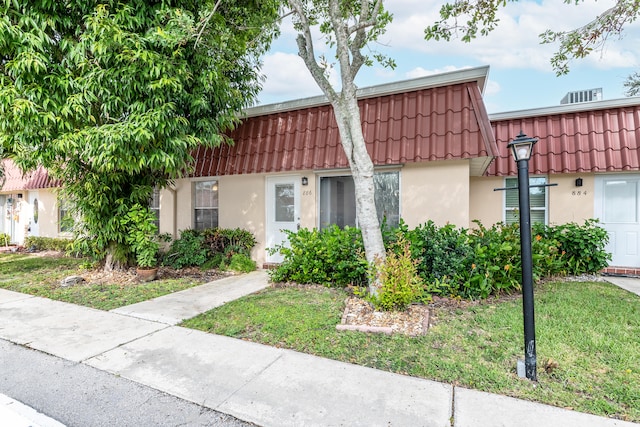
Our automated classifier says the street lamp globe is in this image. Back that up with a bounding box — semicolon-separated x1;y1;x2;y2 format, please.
507;131;538;162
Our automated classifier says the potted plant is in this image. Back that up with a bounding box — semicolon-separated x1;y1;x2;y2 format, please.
122;204;160;281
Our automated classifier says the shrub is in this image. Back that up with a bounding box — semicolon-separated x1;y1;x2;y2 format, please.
268;225;368;287
202;227;256;258
460;222;522;299
401;220;471;284
163;229;208;269
225;253;257;273
0;232;10;245
533;219;611;275
24;236;72;252
368;237;423;311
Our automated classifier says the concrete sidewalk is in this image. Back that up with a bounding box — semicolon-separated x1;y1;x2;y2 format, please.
0;271;637;427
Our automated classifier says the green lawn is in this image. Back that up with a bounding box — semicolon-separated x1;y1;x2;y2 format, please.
182;281;640;422
0;253;205;310
2;252;638;421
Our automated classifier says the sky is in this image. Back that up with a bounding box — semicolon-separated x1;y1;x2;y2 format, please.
255;0;640;114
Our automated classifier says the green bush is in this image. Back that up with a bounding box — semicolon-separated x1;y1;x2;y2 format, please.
225;253;257;273
24;236;72;252
0;232;10;245
268;219;610;301
533;219;611;275
368;238;423;311
203;227;256;256
401;220;471;284
163;228;258;270
460;222;522;299
268;225;368;287
163;229;208;269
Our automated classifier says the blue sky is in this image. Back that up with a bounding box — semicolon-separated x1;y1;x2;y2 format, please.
255;0;640;114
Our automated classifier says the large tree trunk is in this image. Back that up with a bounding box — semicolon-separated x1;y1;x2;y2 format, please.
103;241;127;272
332;96;386;295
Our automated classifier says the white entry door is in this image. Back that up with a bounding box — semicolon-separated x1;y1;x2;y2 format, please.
266;176;300;263
595;175;640;267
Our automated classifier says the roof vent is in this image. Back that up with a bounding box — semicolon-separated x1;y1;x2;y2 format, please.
560;88;603;105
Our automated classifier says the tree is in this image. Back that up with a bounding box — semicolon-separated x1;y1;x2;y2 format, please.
425;0;640;77
285;0;394;294
623;71;640;96
0;1;279;269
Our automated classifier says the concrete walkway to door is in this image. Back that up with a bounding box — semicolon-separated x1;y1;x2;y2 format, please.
604;276;640;297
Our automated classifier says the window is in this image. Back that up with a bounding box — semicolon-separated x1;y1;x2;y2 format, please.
319;171;400;230
59;199;74;233
149;188;160;230
504;177;547;225
194;180;218;230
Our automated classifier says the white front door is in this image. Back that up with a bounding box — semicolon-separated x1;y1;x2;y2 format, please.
595;175;640;267
266;176;300;263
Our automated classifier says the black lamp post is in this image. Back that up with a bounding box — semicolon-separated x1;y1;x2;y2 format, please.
507;131;539;381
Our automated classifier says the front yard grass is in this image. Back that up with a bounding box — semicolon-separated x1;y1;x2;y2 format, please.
0;253;205;310
182;281;640;423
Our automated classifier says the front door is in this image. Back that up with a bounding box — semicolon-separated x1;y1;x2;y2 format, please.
266;176;300;263
595;175;640;267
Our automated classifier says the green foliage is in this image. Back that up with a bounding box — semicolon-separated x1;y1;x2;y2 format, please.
271;219;610;301
163;227;257;270
164;229;208;269
24;236;71;252
368;237;423;311
202;227;257;258
533;219;611;275
400;220;471;283
226;253;257;273
120;203;159;268
0;232;11;245
459;222;522;299
0;1;279;267
268;226;368;287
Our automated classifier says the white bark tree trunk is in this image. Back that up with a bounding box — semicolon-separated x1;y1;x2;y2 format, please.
289;0;387;294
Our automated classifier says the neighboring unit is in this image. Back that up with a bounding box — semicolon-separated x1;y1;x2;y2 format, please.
2;67;639;272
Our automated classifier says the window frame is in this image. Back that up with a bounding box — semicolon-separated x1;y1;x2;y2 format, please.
317;168;401;230
503;175;548;225
193;179;219;231
149;187;160;231
58;198;73;234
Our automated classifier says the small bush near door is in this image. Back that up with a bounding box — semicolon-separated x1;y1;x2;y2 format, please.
163;227;257;272
268;225;368;287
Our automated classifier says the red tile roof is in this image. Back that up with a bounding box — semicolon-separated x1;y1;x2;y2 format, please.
488;99;640;176
192;71;498;178
1;160;56;192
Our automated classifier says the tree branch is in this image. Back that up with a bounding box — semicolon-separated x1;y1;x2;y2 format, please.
289;0;339;102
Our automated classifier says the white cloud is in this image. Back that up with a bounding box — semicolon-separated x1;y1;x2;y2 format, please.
380;0;640;72
259;52;340;104
405;65;471;79
484;79;501;97
258;0;640;105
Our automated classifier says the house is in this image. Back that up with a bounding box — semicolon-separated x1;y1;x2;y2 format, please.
0;161;58;246
3;66;640;273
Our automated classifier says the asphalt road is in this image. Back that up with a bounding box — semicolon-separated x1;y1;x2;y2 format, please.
0;339;256;427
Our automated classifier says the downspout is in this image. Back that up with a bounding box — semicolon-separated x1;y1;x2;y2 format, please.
167;185;178;239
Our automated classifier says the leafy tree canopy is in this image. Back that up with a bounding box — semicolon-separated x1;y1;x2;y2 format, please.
0;0;279;267
425;0;640;76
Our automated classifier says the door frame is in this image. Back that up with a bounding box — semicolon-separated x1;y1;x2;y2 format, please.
595;173;640;267
265;175;300;263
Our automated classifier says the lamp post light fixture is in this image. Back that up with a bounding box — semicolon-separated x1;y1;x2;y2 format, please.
507;131;539;381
